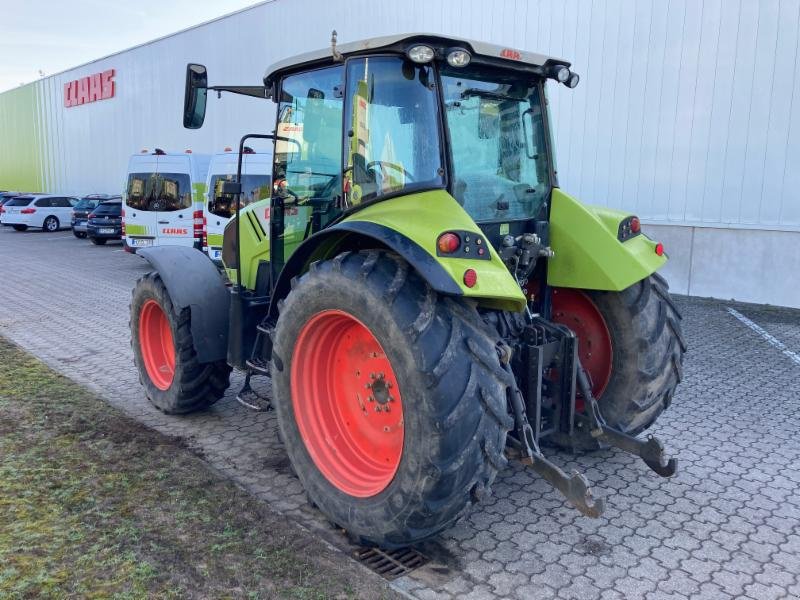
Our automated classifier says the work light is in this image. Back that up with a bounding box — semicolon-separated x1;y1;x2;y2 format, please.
566;72;580;88
407;45;435;64
446;48;471;67
551;65;570;83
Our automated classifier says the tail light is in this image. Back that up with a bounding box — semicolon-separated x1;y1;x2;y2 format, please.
193;209;204;245
437;232;461;254
88;212;97;220
463;268;478;288
202;215;208;251
20;207;36;214
655;242;664;256
121;208;125;237
0;206;5;214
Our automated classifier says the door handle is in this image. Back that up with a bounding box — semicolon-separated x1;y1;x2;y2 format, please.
158;220;169;224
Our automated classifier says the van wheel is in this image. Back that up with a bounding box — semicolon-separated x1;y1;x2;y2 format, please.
90;237;107;245
43;216;59;232
12;225;27;231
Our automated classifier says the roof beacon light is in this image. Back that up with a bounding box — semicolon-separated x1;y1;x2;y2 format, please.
446;48;471;68
552;65;570;83
566;72;580;89
407;44;435;64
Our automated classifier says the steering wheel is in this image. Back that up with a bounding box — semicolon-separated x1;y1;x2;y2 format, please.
366;160;415;182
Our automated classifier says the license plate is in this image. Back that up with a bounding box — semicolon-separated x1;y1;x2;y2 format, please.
99;228;115;234
129;238;153;248
210;249;222;260
76;220;86;226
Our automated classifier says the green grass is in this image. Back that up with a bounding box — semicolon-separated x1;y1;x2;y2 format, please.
0;337;396;599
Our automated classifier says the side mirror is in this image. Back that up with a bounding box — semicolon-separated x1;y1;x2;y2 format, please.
183;63;208;129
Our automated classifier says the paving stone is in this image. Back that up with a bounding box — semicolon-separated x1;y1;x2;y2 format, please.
1;229;799;599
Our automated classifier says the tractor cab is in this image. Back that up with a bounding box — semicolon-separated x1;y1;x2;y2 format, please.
130;33;685;548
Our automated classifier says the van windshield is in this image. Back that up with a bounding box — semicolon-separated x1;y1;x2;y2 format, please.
208;174;271;218
125;172;192;212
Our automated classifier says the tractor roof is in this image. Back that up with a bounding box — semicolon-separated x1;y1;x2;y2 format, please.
264;33;570;84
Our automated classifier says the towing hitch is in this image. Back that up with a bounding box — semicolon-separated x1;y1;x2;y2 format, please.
504;358;605;518
576;362;677;478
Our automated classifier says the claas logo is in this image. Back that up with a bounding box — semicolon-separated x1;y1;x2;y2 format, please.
500;48;521;61
162;228;188;235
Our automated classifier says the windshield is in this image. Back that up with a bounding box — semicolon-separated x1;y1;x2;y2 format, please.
208;174;271;218
441;66;551;222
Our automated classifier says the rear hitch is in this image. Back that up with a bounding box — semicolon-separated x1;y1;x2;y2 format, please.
502;352;605;518
577;362;677;478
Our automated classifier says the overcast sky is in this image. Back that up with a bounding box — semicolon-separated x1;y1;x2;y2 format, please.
0;0;264;93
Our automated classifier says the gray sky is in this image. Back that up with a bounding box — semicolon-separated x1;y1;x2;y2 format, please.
0;0;264;92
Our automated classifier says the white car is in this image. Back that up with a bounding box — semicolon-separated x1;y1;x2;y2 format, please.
3;194;78;232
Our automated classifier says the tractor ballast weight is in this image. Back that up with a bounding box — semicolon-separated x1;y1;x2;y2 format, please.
130;32;686;547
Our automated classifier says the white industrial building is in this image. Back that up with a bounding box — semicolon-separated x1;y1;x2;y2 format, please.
1;0;798;307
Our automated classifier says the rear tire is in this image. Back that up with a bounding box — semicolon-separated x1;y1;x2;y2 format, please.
271;250;513;547
73;231;87;239
130;272;231;414
12;225;27;231
90;237;107;245
43;216;59;232
555;274;686;449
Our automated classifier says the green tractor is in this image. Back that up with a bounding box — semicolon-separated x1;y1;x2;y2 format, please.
130;33;685;548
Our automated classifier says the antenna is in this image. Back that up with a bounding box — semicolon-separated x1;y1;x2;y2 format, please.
331;30;343;62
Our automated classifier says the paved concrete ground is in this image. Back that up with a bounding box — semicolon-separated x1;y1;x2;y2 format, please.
1;225;799;600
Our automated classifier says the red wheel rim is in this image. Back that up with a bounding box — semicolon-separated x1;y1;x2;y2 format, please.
139;299;176;391
551;288;613;398
291;310;404;498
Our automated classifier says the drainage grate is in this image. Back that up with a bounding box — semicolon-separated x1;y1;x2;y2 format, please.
354;546;428;580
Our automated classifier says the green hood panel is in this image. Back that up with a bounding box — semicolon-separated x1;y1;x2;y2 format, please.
547;189;666;291
344;190;526;311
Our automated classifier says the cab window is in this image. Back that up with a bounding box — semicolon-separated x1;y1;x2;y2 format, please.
343;56;444;205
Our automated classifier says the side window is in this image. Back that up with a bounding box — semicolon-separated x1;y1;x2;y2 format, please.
126;173;154;211
35;198;53;207
274;65;344;267
55;197;73;207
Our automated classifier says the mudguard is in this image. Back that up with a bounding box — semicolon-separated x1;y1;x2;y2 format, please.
138;246;230;363
268;190;527;316
547;189;667;290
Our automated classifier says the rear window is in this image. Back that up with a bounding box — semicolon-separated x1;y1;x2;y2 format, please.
92;202;122;216
125;172;192;212
5;197;33;206
75;198;100;210
208;174;271;218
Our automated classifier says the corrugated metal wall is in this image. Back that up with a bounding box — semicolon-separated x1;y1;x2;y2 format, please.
2;0;798;232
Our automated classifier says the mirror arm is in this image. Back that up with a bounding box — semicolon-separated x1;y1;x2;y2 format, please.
208;85;270;99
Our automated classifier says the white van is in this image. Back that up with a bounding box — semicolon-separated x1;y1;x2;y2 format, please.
122;149;211;252
204;148;273;262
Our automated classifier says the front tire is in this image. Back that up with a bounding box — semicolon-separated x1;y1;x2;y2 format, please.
90;237;107;245
12;225;27;231
271;250;513;547
73;230;87;239
552;274;686;448
130;272;231;414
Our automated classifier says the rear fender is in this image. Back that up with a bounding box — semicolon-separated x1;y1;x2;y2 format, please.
547;189;667;290
138;246;229;363
268;190;527;317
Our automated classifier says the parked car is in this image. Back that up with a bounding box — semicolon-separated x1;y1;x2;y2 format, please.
123;149;210;252
0;191;23;224
86;198;123;245
2;194;78;231
71;194;112;238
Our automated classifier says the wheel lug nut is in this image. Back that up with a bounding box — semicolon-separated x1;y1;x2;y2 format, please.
389;396;394;402
385;406;391;412
368;396;375;402
387;382;393;388
374;405;381;412
370;373;376;379
365;383;372;389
